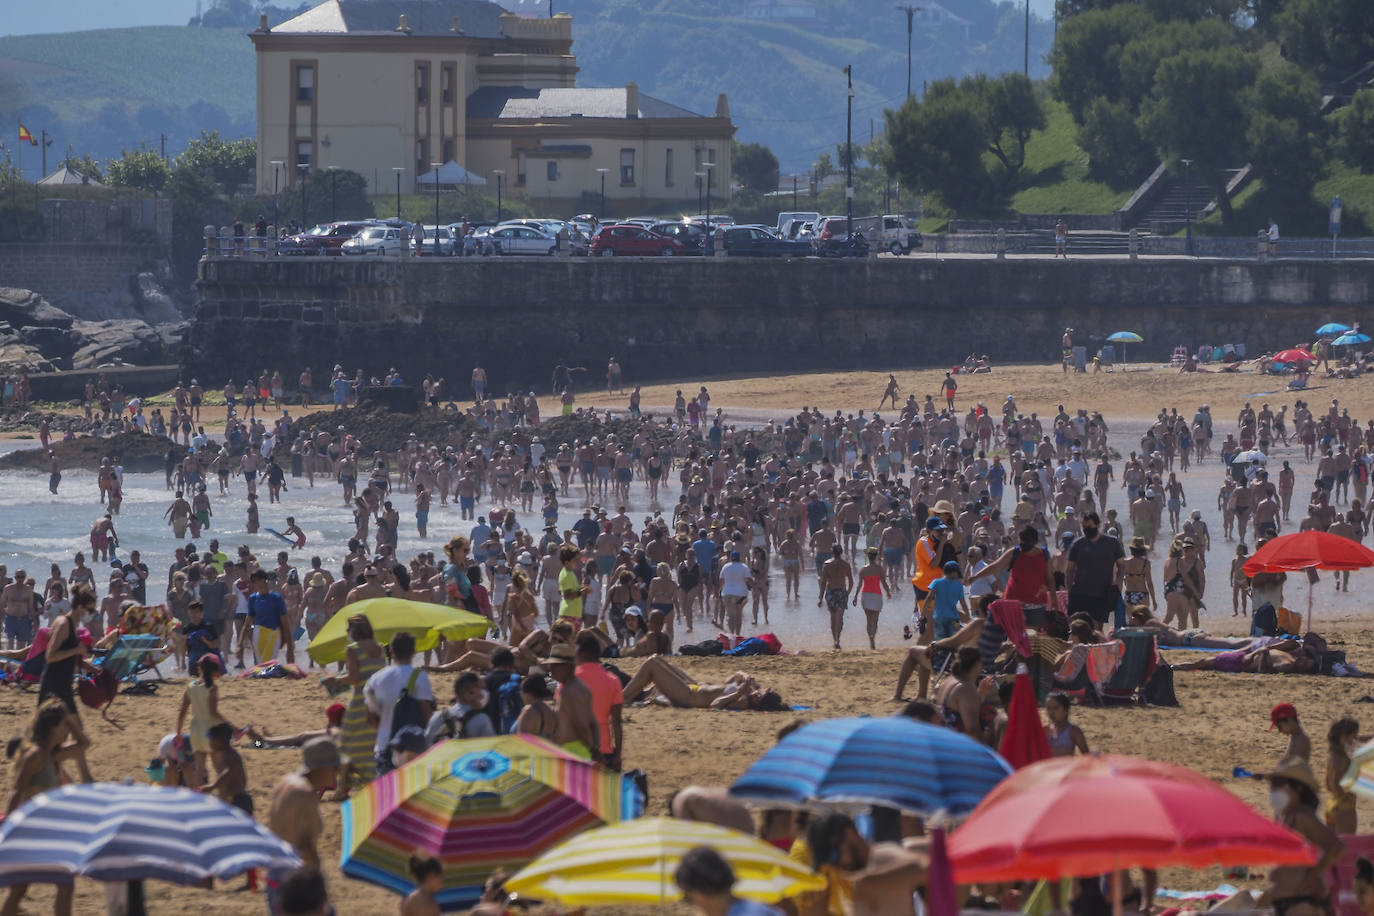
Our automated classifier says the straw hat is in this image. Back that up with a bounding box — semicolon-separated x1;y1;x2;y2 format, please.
1130;536;1147;550
932;499;956;515
540;643;577;667
1262;755;1320;796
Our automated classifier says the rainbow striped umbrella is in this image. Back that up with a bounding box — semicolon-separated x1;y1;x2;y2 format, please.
340;735;643;910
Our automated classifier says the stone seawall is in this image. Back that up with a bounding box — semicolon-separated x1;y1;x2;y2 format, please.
0;243;166;317
191;256;1374;391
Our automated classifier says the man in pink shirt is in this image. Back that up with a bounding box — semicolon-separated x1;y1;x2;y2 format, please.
574;632;624;770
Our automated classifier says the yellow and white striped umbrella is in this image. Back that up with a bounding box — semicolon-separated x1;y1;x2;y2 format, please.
504;816;825;905
1341;738;1374;800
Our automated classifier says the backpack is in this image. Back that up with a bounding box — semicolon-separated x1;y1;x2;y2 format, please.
389;669;429;742
1251;602;1278;637
440;706;488;740
493;672;523;734
679;639;724;657
1142;663;1180;707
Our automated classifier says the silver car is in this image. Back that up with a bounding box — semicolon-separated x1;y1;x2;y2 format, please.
485;224;559;256
340;226;404;256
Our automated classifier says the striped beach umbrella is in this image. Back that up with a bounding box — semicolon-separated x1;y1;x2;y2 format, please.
0;783;298;886
505;816;825;905
728;716;1012;816
1340;739;1374;800
341;735;642;910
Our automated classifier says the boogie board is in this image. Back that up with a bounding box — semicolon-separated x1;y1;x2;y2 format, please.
264;528;295;546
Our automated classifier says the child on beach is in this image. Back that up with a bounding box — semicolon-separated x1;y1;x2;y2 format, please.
1232;544;1251;617
246;494;260;534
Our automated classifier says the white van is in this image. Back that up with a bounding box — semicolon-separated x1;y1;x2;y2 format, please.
777;211;821;237
851;214;923;255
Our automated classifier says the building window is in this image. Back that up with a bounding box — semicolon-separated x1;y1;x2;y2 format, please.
620;148;635;185
547;161;559;182
441;138;454;163
416;138;428;177
665;148;674;186
295;139;312;171
296;65;314;102
416;64;428;103
441;65;455;104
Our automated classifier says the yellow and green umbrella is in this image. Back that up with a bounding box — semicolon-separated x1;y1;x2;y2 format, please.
306;597;488;665
341;735;642;909
505;816;825;906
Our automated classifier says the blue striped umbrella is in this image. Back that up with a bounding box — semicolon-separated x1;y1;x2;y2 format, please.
1333;332;1370;347
728;717;1012;816
1317;322;1351;337
0;783;299;886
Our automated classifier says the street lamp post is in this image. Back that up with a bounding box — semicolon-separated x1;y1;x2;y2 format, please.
792;174;798;208
1181;158;1194;257
327;166;339;221
844;65;854;243
431;162;443;256
297;163;309;228
702;162;714;255
894;4;920;99
392;167;404;220
596;167;609;222
493;170;505;223
1024;0;1030;77
270;159;284;233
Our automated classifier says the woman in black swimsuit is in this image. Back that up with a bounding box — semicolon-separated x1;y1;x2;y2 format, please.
36;584;95;782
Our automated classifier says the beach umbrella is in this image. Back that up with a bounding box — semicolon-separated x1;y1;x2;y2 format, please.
948;765;1316;884
1231;449;1267;465
504;817;825;906
1242;529;1374;634
307;596;489;665
979;753;1217;809
1333;332;1370;347
1316;322;1351;337
728;716;1012;817
1273;348;1316;364
1106;331;1143;367
1340;739;1374;800
341;735;642;910
0;783;298;886
998;668;1051;770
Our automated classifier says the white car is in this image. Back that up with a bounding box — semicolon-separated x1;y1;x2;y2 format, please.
340;226;404;255
485;224;559;256
418;225;457;256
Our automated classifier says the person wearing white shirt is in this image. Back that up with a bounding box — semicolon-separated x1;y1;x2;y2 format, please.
718;551;753;638
363;632;434;774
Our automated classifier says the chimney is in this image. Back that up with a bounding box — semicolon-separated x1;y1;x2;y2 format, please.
626;82;639;119
395;13;411;32
450;15;463;32
256;12;269;31
715;93;731;119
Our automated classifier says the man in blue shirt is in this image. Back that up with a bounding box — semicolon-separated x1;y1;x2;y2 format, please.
247;569;293;665
572;509;600;549
923;561;970;641
470;517;493;563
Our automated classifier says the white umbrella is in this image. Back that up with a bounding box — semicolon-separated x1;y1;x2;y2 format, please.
1231;450;1267;465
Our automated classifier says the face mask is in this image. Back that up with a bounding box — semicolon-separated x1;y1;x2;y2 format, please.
1270;788;1290;811
1083;526;1099;538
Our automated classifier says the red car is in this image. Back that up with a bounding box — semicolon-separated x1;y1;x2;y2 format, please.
279;221;368;256
589;224;683;257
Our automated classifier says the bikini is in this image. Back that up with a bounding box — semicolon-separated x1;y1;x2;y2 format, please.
1047;725;1075;753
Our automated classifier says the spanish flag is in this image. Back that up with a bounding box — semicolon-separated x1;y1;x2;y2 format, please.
17;124;36;146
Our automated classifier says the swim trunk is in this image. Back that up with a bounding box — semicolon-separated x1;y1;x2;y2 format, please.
580;462;594;475
244;470;257;482
617;468;632;482
597;556;613;575
934;616;958;640
843;523;860;536
1213;649;1246;673
460;496;475;511
416;510;428;526
884;547;903;568
825;588;847;612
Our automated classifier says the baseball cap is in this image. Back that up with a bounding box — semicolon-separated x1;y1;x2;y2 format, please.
925;517;946;530
1269;702;1298;729
942;561;960;573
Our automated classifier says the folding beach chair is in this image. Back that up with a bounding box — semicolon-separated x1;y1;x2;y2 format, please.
87;634;168;722
1102;627;1159;704
1053;640;1125;706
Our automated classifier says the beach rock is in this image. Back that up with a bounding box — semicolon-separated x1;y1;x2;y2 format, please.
0;431;177;474
130;272;185;325
0;323;57;372
70;320;174;369
0;287;75;331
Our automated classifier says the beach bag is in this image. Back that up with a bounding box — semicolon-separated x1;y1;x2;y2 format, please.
439;706;488;740
77;668;118;711
388;670;428;742
1142;663;1180;707
679;639;723;657
1251;603;1277;637
493;672;523;734
723;637;770;657
1277;607;1303;635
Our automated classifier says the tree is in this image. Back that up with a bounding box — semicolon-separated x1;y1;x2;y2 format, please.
1138;46;1257;221
179;130;257;195
65;152;105;183
1276;0;1374;79
1244;64;1327;216
1078;97;1156;183
1049;5;1156;122
731;141;780;195
106;144;171;192
813;152;835;183
965;73;1046;187
884;85;994;214
1336;88;1374;173
279;168;374;226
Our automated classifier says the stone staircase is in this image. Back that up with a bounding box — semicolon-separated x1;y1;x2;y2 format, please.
1128;169;1240;229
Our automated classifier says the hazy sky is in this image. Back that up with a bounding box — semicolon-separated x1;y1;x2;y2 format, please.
3;0;1057;36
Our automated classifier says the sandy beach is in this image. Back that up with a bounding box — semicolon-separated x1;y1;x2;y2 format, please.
3;360;1373;914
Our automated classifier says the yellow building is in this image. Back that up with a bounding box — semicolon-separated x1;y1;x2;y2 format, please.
251;0;734;215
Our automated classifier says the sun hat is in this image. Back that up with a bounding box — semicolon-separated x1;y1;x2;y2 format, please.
933;500;956;515
1262;755;1320;795
539;643;577;667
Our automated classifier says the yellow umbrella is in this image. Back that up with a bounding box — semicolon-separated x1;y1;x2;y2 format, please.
306;597;489;665
505;816;825;906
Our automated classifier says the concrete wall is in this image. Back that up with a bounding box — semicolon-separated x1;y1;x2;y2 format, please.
189;256;1374;390
0;243;165;315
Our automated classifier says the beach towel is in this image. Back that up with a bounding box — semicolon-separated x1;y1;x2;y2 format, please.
1085;641;1125;685
988;599;1032;658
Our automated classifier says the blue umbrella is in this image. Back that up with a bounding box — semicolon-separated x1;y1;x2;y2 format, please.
0;783;299;886
1106;331;1143;366
1334;332;1370;347
1317;322;1351;337
728;717;1012;816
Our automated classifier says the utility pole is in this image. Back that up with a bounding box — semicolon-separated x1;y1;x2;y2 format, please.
160;133;167;162
1024;0;1030;76
40;130;50;177
894;4;921;99
844;65;854;240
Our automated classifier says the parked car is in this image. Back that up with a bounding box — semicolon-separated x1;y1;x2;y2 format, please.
417;225;457;256
589;224;683;257
721;225;812;257
278;221;367;255
851;214;923;255
776;210;821;236
813;217;871;258
485;224;560;256
650;221;707;255
340;225;405;255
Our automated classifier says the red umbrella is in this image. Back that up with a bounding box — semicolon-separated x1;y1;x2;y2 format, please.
981;753;1214;808
1243;530;1374;634
1273;348;1316;364
998;669;1051;770
927;826;958;916
948;769;1316;884
1244;530;1374;575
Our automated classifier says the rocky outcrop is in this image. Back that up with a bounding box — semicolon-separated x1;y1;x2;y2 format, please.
0;287;185;371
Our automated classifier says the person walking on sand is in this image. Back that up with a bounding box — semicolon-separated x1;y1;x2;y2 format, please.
878;374;900;410
820;545;853;651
